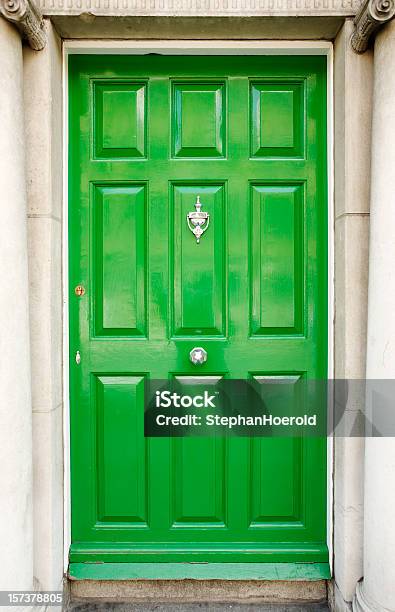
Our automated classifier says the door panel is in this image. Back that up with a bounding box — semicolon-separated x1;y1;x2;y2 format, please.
69;55;328;566
95;375;147;526
94;81;147;159
171;183;226;336
92;183;147;336
250;183;304;335
171;436;227;527
249;437;302;526
250;80;304;157
172;81;226;158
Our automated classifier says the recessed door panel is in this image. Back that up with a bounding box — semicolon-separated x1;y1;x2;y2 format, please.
248;374;303;527
172;82;226;157
171;437;226;527
69;55;328;567
250;184;304;336
93;81;147;158
249;437;302;526
171;184;226;337
170;376;226;528
92;183;147;337
95;375;147;526
251;81;304;158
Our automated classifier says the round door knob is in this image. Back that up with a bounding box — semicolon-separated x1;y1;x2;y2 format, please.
189;347;207;365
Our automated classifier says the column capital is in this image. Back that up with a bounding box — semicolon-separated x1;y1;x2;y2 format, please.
351;0;395;53
0;0;46;50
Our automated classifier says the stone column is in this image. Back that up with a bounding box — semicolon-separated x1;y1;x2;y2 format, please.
353;18;395;612
331;18;372;612
23;20;64;591
0;17;33;591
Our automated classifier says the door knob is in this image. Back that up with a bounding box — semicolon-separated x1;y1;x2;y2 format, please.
189;347;207;365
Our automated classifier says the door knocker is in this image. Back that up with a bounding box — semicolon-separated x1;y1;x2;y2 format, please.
187;196;210;244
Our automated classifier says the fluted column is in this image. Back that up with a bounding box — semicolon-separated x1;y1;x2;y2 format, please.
353;18;395;612
0;17;33;591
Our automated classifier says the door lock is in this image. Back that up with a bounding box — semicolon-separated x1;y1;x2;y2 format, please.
189;347;207;365
75;285;85;297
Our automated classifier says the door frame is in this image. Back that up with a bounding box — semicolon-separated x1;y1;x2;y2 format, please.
62;39;334;575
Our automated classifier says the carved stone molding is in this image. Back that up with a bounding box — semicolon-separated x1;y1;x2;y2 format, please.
0;0;46;49
351;0;395;52
37;0;363;18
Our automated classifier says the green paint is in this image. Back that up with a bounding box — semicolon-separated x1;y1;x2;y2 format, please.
69;562;331;581
69;55;328;571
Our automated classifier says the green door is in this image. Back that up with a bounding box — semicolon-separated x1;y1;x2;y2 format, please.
69;54;328;575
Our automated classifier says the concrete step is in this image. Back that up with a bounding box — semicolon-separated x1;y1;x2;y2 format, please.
69;603;329;612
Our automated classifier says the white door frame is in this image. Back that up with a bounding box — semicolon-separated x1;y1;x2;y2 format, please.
62;39;334;573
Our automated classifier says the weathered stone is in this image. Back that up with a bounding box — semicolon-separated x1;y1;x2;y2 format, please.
38;0;362;17
0;15;33;592
0;0;46;49
353;18;395;611
351;0;395;53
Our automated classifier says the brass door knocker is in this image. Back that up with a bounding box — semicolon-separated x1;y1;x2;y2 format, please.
187;196;210;244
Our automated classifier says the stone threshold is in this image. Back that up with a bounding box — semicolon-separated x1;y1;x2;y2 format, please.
68;603;329;612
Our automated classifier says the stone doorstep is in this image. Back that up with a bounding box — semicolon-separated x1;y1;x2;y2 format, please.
68;604;329;612
68;578;329;610
68;579;329;611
